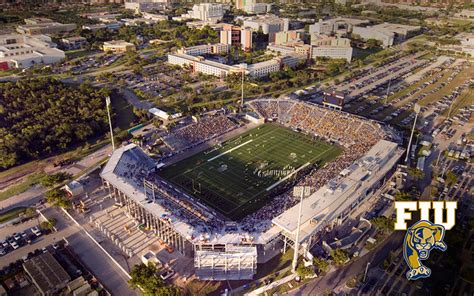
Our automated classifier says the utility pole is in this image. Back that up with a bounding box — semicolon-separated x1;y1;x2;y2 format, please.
106;96;115;151
241;69;245;107
405;104;420;163
384;78;392;105
292;186;312;273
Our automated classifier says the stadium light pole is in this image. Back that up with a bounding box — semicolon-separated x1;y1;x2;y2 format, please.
106;96;115;151
241;69;245;107
292;186;312;274
384;78;392;105
404;104;420;163
446;97;455;120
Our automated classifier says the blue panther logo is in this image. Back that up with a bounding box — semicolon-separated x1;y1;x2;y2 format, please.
403;220;447;280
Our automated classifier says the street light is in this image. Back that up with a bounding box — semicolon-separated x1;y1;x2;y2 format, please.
363;261;371;282
291;186;312;273
404;103;420;163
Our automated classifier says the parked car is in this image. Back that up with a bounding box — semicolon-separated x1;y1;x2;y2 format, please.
12;233;21;241
0;240;8;248
31;226;42;237
10;241;19;250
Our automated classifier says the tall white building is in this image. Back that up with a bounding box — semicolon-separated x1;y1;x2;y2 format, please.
311;46;353;62
124;0;170;13
178;43;230;56
245;59;280;78
0;34;65;70
184;3;226;22
243;15;289;35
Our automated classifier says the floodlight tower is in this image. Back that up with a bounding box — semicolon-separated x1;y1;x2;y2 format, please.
241;69;245;107
404;103;420;163
384;78;392;105
106;96;115;151
292;186;312;273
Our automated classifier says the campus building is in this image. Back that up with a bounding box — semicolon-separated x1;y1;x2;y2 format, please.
352;23;421;48
82;22;123;31
312;46;353;62
309;17;370;36
17;18;76;35
220;25;253;51
182;3;226;22
274;30;305;45
0;34;65;70
178;43;230;56
124;0;170;13
61;36;88;50
102;40;136;52
23;252;71;296
243;15;289;42
267;36;353;62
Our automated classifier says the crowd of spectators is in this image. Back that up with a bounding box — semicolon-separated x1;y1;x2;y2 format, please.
164;115;238;152
240;99;386;232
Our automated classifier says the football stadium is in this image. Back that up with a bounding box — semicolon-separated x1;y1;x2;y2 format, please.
101;98;404;280
159;124;343;220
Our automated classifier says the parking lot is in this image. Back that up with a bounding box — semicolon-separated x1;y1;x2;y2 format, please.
0;206;79;268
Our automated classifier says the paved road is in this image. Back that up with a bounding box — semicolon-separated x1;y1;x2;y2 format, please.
288;231;405;295
0;145;112;212
119;87;155;110
66;230;137;296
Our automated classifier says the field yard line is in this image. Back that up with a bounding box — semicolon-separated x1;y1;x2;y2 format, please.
264;144;335;192
207;140;254;162
265;162;311;191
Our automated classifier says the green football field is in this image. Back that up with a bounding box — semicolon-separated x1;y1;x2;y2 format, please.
158;123;343;220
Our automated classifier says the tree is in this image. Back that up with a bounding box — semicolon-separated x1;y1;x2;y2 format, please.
370;216;394;234
366;38;381;49
129;263;180;296
407;167;424;180
24;207;36;218
394;191;412;201
0;78;109;168
296;262;315;279
40;172;72;188
331;248;349;266
313;257;329;274
40;218;57;231
445;171;457;187
45;189;71;209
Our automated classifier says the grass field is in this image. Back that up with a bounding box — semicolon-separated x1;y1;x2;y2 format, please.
159;124;342;220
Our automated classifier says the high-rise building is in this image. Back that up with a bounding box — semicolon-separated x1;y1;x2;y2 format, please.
184;3;226;22
220;25;253;51
241;27;253;51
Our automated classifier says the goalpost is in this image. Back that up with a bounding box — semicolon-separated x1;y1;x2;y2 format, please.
192;179;202;194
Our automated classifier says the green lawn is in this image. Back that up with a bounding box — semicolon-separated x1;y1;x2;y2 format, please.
159;124;342;220
0;207;32;223
0;172;45;201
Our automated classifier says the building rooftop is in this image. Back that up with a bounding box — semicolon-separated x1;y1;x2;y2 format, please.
103;40;134;46
23;252;71;295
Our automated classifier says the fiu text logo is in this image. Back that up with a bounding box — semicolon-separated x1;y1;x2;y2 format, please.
394;201;457;280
